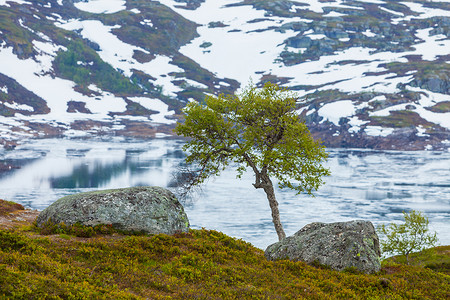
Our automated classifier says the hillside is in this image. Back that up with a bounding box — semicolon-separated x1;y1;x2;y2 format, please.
0;202;449;299
0;0;449;150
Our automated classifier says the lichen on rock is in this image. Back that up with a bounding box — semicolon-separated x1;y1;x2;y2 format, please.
265;220;381;273
36;186;189;235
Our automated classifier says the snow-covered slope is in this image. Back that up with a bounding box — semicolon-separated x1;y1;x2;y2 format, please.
0;0;449;150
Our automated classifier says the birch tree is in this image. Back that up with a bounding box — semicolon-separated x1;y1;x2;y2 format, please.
175;82;330;241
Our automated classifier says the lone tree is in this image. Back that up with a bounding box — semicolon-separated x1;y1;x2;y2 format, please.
175;82;330;241
377;210;438;264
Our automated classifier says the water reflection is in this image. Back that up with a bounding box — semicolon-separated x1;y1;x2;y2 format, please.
0;137;449;249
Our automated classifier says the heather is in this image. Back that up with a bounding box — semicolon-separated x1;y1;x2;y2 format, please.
0;202;448;299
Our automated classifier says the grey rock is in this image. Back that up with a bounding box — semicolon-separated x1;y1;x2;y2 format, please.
410;75;450;94
326;29;348;39
36;186;190;235
265;220;381;273
286;36;311;48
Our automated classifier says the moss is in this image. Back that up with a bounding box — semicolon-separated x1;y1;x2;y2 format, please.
370;110;434;128
427;101;450;113
34;219;120;237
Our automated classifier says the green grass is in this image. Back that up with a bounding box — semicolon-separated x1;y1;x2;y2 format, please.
384;245;450;276
0;223;449;298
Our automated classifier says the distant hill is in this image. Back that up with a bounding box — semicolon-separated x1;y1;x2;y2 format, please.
0;0;449;150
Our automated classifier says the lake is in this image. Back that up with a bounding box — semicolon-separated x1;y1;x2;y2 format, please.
0;137;449;249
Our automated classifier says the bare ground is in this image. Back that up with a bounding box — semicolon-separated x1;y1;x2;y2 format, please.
0;208;39;230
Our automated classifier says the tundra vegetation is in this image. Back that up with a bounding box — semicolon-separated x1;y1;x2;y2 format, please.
175;82;330;241
0;199;449;299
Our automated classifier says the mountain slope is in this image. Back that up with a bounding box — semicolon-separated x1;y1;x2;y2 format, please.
0;0;449;150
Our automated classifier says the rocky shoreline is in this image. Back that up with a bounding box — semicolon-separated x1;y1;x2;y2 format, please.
1;118;448;152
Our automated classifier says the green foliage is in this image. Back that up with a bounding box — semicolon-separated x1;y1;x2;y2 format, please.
378;210;438;263
175;82;329;195
176;82;329;240
383;245;450;276
0;226;449;299
0;230;30;252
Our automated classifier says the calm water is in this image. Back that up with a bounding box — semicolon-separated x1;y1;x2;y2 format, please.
0;137;449;249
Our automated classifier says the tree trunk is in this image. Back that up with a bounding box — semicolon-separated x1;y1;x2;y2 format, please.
263;179;286;241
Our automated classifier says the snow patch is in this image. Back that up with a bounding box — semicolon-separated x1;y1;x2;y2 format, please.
416;125;429;137
3;102;34;112
140;19;153;27
307;34;327;40
324;11;346;18
380;7;404;16
183;79;208;89
415;106;450;130
362;30;377;37
155;132;171;138
128;97;175;124
369;95;386;102
365;126;394;137
318;100;355;126
413;28;450;61
370;103;409;117
348;116;369;133
74;0;126;14
0;86;7;94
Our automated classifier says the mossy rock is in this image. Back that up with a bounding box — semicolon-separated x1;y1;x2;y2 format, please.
265;220;381;274
36;186;189;235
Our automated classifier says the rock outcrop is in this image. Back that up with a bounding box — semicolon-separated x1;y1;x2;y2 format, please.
36;186;189;235
265;220;381;273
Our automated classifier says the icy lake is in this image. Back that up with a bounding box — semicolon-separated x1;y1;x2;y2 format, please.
0;137;449;249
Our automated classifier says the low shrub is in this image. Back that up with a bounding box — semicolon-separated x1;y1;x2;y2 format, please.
0;199;24;215
0;227;448;299
34;220;118;238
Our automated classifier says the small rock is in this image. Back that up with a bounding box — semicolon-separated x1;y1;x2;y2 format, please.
36;186;190;235
265;220;381;273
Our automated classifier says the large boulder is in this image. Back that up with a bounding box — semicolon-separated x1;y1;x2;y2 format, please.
265;220;381;273
36;186;189;235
